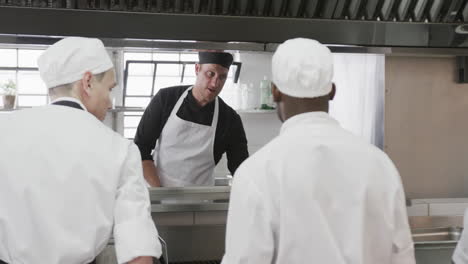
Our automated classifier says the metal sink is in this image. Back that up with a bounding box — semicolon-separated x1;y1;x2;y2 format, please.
411;227;463;264
410;216;463;247
409;216;464;264
409;215;464;230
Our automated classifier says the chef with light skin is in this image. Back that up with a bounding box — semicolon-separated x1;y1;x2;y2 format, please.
0;37;162;264
135;52;249;187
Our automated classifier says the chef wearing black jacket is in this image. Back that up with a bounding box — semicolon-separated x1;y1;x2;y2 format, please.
134;52;249;187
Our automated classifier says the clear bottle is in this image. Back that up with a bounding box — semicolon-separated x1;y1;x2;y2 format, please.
259;76;274;110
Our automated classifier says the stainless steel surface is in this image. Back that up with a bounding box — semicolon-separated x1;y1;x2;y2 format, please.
322;0;338;19
148;186;230;213
0;7;467;48
97;190;230;263
413;0;428;22
1;0;467;23
409;215;464;229
156;225;226;262
333;0;347;19
410;216;464;264
4;35;468;57
389;47;468;56
412;227;462;244
149;186;230;201
412;227;462;264
0;34;267;51
265;43;393;53
397;0;411;21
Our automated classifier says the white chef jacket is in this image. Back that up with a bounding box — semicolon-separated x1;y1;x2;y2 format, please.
453;209;468;263
0;102;162;264
222;112;415;264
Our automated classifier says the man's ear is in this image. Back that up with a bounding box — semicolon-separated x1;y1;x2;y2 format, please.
329;83;336;101
80;71;93;98
195;64;201;76
272;83;282;103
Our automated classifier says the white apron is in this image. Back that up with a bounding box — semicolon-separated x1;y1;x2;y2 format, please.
154;87;219;187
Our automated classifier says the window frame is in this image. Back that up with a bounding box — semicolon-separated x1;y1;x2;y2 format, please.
0;47;47;108
122;59;242;107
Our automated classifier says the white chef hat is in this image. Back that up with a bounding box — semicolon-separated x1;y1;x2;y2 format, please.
38;37;113;89
272;38;333;98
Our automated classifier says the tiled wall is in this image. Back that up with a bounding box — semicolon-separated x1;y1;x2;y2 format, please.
407;198;468;217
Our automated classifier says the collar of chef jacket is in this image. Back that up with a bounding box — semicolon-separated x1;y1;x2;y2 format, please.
50;97;87;111
280;111;339;135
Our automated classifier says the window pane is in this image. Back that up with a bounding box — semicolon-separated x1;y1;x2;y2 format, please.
156;64;182;76
153;52;180;61
184;64;196;77
126;76;153;96
17;71;47;94
228;66;237;78
154;77;181;92
18;49;44;68
18;95;47;107
0;49;17;67
124;115;142;127
181;77;196;86
180;53;198;61
128;63;154;75
124;128;137;139
125;97;151;108
124;52;151;63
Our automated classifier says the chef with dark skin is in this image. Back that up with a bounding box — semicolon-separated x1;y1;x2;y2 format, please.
134;52;249;187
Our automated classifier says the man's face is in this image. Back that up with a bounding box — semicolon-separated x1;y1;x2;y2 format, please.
193;64;229;103
83;69;117;121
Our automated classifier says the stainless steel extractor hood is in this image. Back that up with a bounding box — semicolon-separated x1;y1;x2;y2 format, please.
0;0;468;48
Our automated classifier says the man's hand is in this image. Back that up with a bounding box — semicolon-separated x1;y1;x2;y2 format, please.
128;256;155;264
142;160;161;187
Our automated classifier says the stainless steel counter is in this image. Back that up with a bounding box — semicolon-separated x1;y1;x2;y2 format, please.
149;186;230;213
99;192;468;264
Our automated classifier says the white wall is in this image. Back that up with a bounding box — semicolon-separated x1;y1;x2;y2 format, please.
213;51;281;178
213;52;386;178
238;51;273;89
213;111;282;178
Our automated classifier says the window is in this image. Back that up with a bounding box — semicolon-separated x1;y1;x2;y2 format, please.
0;48;46;108
122;51;241;139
